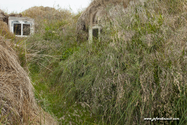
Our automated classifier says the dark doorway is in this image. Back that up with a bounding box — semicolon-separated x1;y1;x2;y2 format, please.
93;28;99;39
23;24;30;35
14;24;21;35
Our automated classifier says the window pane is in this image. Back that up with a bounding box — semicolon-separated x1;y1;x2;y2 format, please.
14;24;21;35
23;24;30;35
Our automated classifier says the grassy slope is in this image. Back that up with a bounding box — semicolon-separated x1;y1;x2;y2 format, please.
4;0;187;124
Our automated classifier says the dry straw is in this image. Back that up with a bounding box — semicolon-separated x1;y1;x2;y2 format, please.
76;0;132;41
77;0;131;30
0;36;57;124
0;21;14;39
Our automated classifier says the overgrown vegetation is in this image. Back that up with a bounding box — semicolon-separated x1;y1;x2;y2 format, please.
2;0;187;124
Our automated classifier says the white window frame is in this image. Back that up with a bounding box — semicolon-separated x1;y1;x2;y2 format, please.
12;22;31;37
89;25;102;44
8;17;34;37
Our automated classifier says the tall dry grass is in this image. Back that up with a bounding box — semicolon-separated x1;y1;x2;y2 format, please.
0;21;14;39
0;36;57;125
19;0;187;124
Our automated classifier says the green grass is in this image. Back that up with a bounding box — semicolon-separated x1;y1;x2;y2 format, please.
12;0;187;124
